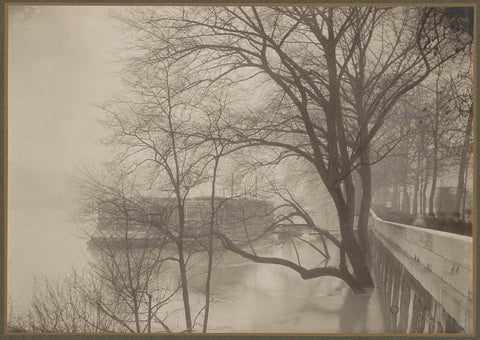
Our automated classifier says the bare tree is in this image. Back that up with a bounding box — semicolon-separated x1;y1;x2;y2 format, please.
370;51;473;221
19;275;118;333
99;47;227;329
451;66;473;217
79;175;181;333
15;173;182;333
109;6;472;292
16;261;177;333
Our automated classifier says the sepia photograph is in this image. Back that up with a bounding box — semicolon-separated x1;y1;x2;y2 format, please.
5;4;475;334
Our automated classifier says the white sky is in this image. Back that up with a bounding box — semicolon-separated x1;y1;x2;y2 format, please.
8;6;123;208
7;5;124;305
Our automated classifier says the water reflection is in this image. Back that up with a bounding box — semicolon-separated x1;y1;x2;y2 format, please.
184;239;391;333
338;289;371;333
10;228;391;333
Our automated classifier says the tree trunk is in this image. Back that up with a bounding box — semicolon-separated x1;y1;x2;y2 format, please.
203;156;220;333
400;149;411;214
455;105;473;214
401;183;411;214
428;155;438;215
177;247;192;331
421;165;429;215
176;205;192;331
428;86;440;215
352;31;371;254
147;293;152;333
412;163;420;215
322;12;373;289
333;187;373;289
341;220;373;288
357;148;372;258
131;294;141;332
392;183;400;210
461;161;470;220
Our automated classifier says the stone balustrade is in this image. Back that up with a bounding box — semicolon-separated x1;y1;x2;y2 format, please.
370;209;473;333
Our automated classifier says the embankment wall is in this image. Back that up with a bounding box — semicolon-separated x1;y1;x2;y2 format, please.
370;210;473;333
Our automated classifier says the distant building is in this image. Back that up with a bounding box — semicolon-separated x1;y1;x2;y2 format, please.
88;197;274;250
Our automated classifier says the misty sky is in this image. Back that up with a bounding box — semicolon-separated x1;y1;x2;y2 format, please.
7;5;124;305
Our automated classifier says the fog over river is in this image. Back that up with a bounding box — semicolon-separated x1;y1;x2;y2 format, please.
6;5;394;333
8;209;390;333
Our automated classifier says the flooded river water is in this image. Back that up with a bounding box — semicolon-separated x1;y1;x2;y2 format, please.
8;213;391;333
153;239;391;333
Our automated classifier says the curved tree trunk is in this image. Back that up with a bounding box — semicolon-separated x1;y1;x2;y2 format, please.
213;231;366;294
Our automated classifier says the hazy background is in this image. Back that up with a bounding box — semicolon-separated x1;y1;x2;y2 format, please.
7;5;123;307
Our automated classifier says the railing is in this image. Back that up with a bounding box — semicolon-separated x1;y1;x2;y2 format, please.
370;209;473;333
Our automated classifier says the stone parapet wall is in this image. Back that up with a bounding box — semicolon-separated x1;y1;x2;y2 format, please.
370;210;473;333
